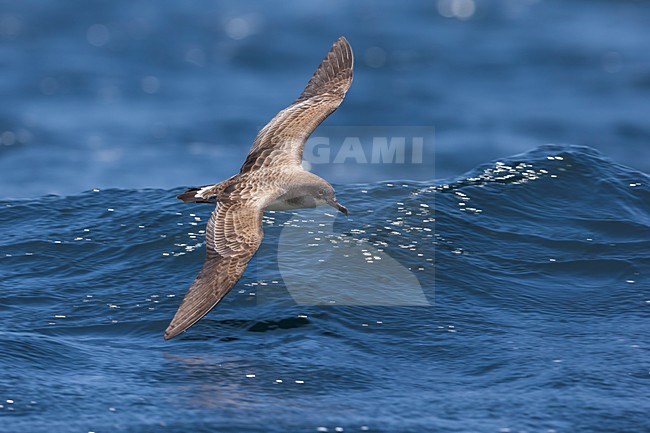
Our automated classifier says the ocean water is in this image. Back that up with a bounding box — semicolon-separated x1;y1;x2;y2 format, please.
2;0;650;431
1;145;649;432
2;0;650;195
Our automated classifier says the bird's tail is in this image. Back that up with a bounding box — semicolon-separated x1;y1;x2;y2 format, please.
177;184;219;203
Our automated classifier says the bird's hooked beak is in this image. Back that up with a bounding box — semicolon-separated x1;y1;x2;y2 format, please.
327;198;348;216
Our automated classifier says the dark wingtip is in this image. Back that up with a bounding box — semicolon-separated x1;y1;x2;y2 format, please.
297;36;354;102
163;326;179;341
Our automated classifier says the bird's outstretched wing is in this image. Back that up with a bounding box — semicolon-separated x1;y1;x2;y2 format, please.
164;200;264;340
239;36;354;173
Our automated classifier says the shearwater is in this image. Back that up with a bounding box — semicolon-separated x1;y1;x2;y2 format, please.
164;36;353;340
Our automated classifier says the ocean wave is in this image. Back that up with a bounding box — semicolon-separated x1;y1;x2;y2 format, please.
1;145;648;432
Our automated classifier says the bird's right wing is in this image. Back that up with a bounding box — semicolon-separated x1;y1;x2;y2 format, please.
239;36;354;173
164;200;264;340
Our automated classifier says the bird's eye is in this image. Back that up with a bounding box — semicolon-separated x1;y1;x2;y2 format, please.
318;189;325;196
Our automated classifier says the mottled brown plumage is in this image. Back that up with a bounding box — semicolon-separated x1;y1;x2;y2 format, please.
164;36;353;340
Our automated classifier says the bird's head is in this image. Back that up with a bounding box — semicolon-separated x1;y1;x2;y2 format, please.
313;183;348;216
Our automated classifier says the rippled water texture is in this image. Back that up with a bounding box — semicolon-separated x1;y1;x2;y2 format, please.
2;0;650;195
1;145;649;432
2;0;650;431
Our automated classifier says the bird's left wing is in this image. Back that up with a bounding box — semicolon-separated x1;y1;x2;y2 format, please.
164;199;264;340
239;36;353;172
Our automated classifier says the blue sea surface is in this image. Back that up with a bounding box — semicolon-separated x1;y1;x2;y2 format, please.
1;145;649;432
1;0;650;432
1;0;650;194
